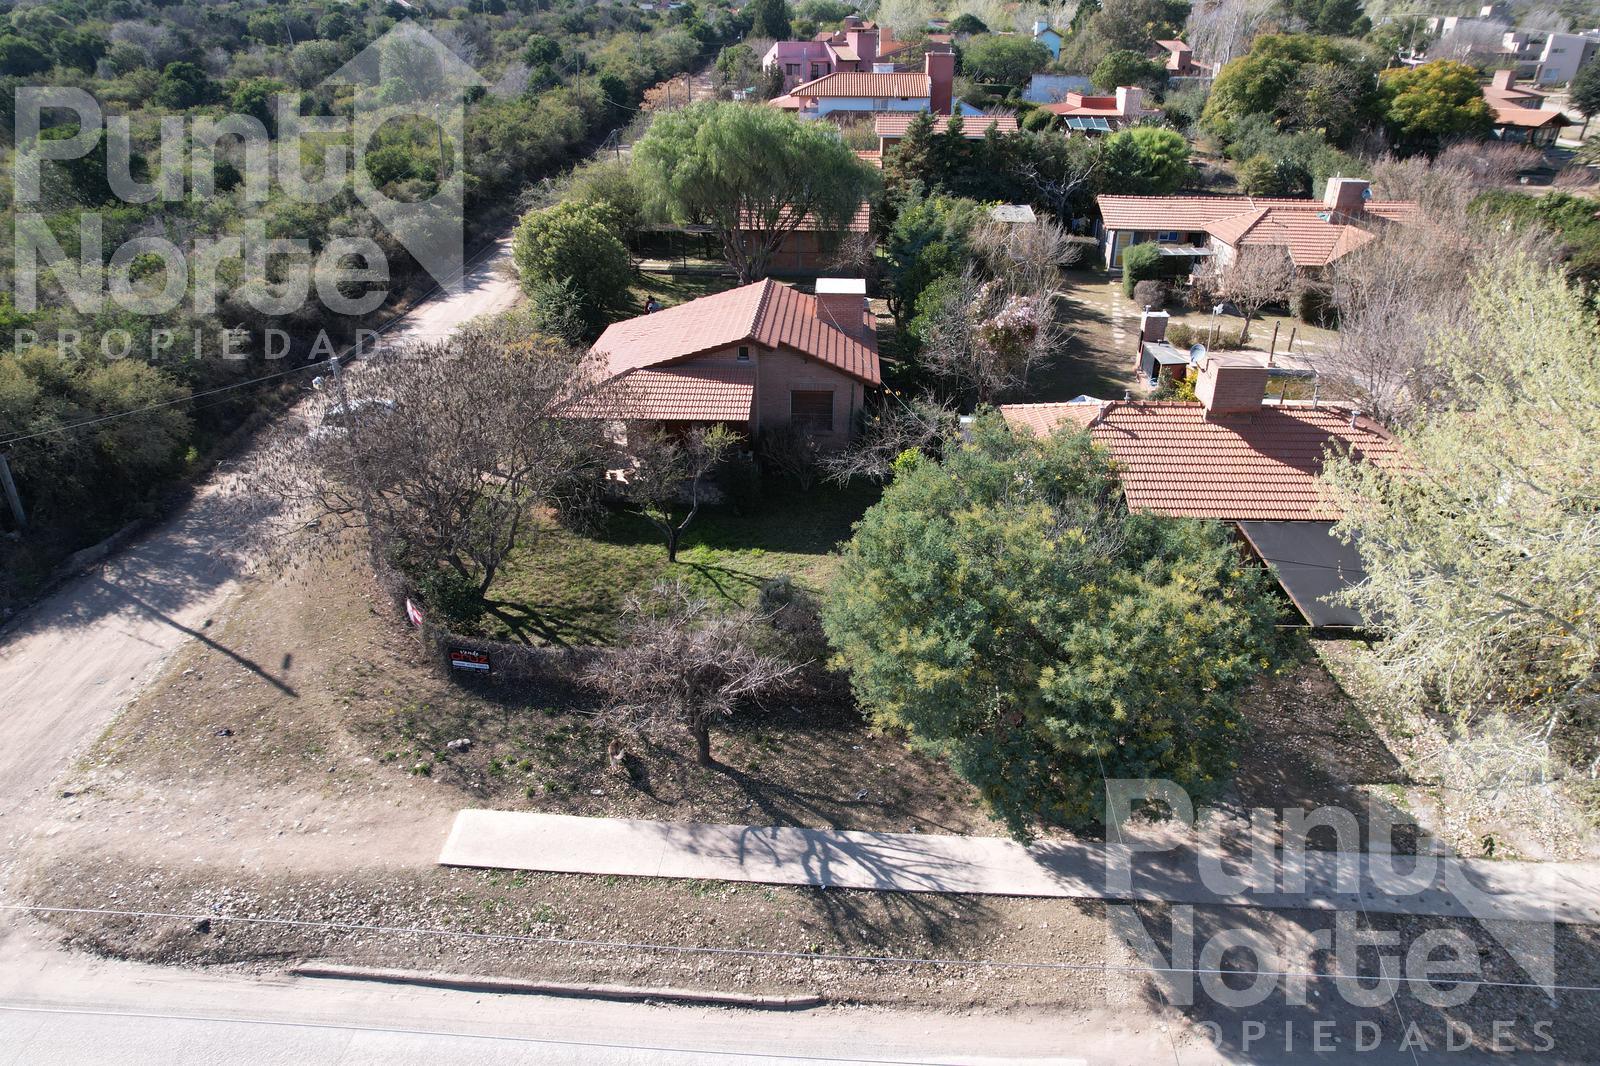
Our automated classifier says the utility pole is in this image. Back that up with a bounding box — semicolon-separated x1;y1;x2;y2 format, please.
0;452;25;530
325;353;380;563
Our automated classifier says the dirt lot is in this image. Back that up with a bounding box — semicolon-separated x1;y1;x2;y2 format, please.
14;535;1600;1035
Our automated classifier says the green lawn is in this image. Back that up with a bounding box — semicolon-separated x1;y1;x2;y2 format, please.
625;270;739;315
481;481;881;646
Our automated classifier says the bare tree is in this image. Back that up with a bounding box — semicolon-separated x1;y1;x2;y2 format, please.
241;324;611;598
587;581;799;765
917;269;1067;404
1213;247;1294;345
1428;21;1510;62
1183;0;1271;68
969;217;1082;295
614;424;736;563
821;395;960;484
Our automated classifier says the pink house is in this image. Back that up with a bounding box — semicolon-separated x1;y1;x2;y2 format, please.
763;15;879;90
592;278;879;447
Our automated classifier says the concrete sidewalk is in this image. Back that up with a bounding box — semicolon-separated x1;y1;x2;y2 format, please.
439;810;1600;925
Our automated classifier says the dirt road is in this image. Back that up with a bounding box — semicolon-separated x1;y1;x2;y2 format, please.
0;236;520;884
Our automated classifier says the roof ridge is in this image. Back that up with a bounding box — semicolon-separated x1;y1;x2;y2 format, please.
748;277;777;339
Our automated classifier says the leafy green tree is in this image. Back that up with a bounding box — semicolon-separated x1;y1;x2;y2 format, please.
1237;151;1309;195
1103;125;1191;194
1092;49;1165;91
49;30;107;74
714;43;761;92
1277;0;1369;36
1322;254;1600;770
1378;60;1493;153
750;0;792;40
882;192;985;325
949;12;989;34
634;102;878;283
154;62;217;109
1568;60;1600;139
1119;240;1178;296
961;35;1052;86
512;201;635;338
0;35;50;76
524;34;561;67
884;110;938;196
1202;34;1379;142
822;415;1280;838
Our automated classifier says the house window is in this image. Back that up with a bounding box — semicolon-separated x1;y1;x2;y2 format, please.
737;346;751;362
786;63;800;75
811;63;825;77
790;390;834;432
1157;230;1180;242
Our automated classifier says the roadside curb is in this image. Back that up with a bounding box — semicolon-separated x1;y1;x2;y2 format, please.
289;963;825;1010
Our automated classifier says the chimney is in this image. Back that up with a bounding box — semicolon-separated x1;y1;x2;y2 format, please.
1492;68;1516;90
814;278;867;339
1115;85;1144;118
1139;309;1168;344
925;47;955;115
1195;355;1269;417
850;27;878;65
1322;176;1370;219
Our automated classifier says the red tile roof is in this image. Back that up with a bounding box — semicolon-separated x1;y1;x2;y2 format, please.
1000;400;1404;521
790;71;930;97
611;366;755;421
874;112;1018;137
1488;102;1572;127
737;201;871;234
593;279;880;387
1098;195;1418;268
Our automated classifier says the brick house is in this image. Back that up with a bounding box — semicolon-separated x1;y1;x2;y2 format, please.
733;202;872;276
592;278;879;449
771;49;956;119
999;357;1405;627
1097;178;1417;271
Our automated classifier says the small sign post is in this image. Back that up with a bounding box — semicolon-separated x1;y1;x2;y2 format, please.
449;648;490;673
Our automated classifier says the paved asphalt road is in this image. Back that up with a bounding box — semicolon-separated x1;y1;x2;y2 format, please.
0;237;520;884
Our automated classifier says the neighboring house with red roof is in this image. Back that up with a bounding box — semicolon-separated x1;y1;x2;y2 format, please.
1097;178;1417;271
733;202;873;275
873;111;1017;153
1483;70;1574;145
999;354;1405;626
592;278;879;448
773;49;956;119
1043;85;1161;133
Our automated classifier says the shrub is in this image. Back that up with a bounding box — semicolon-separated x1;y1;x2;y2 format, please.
1132;279;1170;310
1121;242;1165;297
758;424;821;490
1165;322;1197;349
1293;280;1334;326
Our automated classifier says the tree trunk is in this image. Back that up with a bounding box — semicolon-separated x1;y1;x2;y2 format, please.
693;721;712;765
1239;311;1253;346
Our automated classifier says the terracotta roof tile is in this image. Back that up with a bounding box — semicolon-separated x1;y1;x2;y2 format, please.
790;71;929;97
1098;194;1419;268
874;112;1017;137
1000;400;1403;521
611;366;755;421
737;201;871;233
593;279;880;387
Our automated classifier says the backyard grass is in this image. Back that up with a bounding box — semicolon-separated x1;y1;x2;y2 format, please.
481;480;882;646
625;269;738;315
